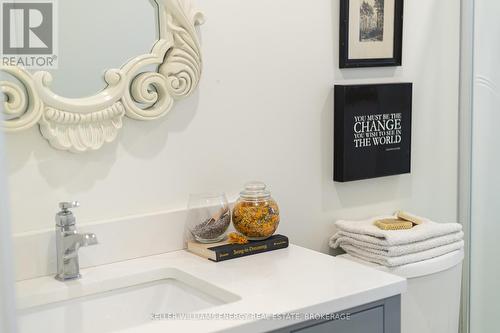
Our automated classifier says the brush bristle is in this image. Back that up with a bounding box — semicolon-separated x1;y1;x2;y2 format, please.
374;219;413;230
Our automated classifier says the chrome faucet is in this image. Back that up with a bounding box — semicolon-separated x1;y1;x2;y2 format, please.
55;201;98;281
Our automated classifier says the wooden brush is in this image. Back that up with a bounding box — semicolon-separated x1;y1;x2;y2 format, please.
396;211;424;225
374;218;414;230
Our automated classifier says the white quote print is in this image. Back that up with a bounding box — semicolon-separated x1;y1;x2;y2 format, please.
353;113;402;148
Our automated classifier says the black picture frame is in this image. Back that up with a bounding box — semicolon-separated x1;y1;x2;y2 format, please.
334;83;413;182
339;0;404;68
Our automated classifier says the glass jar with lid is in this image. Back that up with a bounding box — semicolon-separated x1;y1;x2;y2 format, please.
232;182;280;240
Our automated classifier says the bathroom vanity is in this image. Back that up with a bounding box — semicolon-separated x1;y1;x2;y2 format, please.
16;245;406;333
269;296;400;333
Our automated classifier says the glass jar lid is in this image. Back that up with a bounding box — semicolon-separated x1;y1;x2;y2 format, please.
240;181;271;200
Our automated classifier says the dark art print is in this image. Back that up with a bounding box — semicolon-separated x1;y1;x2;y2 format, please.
359;0;384;42
339;0;403;68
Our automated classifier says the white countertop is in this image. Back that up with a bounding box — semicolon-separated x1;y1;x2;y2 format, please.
16;245;406;333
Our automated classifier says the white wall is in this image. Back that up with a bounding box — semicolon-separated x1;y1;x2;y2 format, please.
470;0;500;331
0;115;17;331
4;0;460;254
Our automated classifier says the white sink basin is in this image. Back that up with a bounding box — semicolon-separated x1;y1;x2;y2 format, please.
18;268;239;333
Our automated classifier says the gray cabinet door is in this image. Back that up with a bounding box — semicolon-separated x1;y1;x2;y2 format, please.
293;305;384;333
270;295;400;333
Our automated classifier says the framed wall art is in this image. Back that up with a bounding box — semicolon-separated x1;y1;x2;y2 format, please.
334;83;412;182
339;0;404;68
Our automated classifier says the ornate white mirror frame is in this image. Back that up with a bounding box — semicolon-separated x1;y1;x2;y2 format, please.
0;0;204;153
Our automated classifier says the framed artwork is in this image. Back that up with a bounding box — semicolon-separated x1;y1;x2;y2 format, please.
339;0;404;68
334;83;412;182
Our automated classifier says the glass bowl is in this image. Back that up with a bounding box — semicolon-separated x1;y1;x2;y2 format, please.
186;193;231;243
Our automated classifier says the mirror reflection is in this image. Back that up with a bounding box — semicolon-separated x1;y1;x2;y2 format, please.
47;0;159;98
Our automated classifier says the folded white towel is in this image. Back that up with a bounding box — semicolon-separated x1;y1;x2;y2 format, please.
333;216;462;246
342;240;465;267
330;231;464;257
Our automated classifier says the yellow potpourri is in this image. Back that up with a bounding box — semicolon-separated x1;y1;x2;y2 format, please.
228;232;249;245
232;199;280;240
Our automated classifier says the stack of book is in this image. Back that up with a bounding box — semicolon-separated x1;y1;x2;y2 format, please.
187;234;289;262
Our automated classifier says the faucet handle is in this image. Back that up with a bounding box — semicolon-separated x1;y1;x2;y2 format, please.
56;201;79;227
59;201;80;212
